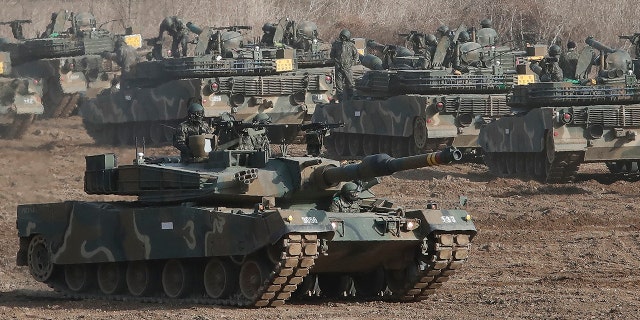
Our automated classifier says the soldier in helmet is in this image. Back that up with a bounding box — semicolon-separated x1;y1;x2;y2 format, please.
530;45;564;82
157;16;189;58
173;102;214;162
560;40;579;80
435;25;450;40
476;18;498;46
328;182;361;213
330;29;359;102
260;23;276;46
101;37;141;74
238;113;271;153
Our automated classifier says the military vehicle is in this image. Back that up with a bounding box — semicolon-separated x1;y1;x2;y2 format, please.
0;52;44;139
80;20;340;146
479;37;640;183
0;11;141;118
313;27;526;159
16;123;476;306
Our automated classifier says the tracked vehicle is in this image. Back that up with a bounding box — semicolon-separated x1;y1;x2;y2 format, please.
80;20;340;146
479;37;640;182
16;124;476;307
0;12;140;118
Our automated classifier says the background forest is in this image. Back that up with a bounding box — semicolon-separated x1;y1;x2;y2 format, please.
1;0;639;53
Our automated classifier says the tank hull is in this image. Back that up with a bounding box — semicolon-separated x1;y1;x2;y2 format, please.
0;77;44;139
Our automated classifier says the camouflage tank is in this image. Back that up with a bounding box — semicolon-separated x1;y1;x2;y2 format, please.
479;37;640;183
0;52;44;139
16;125;476;306
313;27;526;159
0;11;141;118
80;22;338;146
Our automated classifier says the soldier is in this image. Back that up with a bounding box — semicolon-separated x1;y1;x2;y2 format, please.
173;103;213;162
476;18;498;46
530;45;564;82
435;25;450;41
158;16;189;58
560;41;579;80
328;182;361;213
101;37;140;74
238;113;271;153
260;23;276;46
330;29;359;102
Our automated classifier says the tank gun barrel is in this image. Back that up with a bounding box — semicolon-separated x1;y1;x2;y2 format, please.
585;36;616;54
319;147;462;187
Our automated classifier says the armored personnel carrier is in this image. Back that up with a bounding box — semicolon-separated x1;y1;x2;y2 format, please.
16;124;476;306
313;28;525;158
0;11;141;118
80;20;340;146
479;37;640;183
0;52;44;139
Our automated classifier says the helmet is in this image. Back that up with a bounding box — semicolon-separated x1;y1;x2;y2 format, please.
187;103;205;122
74;12;96;29
567;41;576;49
480;19;492;28
458;31;470;43
252;112;271;124
436;25;449;37
262;23;275;33
341;182;359;201
425;34;437;46
339;29;351;41
548;44;561;56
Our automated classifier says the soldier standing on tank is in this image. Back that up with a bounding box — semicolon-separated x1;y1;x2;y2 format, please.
530;45;564;82
330;29;359;102
476;18;498;47
173;103;214;162
157;16;189;58
560;41;579;80
328;182;361;213
260;23;276;46
101;37;140;75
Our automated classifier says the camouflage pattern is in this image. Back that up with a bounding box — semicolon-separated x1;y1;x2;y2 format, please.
16;142;475;306
559;47;579;79
529;57;563;82
328;195;360;213
173;120;214;161
330;36;359;100
101;41;141;73
476;27;498;47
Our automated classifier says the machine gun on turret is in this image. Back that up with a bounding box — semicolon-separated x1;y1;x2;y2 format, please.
0;19;32;40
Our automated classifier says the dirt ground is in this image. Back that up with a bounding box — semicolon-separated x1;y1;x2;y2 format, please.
1;116;639;320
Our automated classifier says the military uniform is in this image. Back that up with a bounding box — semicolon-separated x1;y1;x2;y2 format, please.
328;195;361;213
476;27;498;46
102;42;140;73
158;16;189;58
560;48;579;80
173;120;213;161
530;57;563;82
330;31;359;101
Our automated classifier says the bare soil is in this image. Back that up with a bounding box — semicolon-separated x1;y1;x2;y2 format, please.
1;116;639;319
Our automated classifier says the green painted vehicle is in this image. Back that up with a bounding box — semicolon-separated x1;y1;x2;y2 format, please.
80;22;338;146
479;37;640;182
16;127;476;307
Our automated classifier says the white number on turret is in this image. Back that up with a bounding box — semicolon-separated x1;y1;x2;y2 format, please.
302;216;318;224
441;216;457;223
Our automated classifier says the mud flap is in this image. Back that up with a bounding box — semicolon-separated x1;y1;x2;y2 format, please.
406;209;477;237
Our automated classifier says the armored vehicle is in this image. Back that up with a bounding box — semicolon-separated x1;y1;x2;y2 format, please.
0;52;44;139
313;31;525;158
479;37;640;183
0;12;141;118
81;22;337;146
16;124;476;306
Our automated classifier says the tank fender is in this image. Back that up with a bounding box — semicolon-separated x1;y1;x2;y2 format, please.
13;94;44;115
265;208;335;243
406;209;477;238
479;108;553;153
58;71;87;93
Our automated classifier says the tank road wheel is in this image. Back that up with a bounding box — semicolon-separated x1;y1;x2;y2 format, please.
238;258;269;301
413;117;428;151
352;268;386;298
126;261;156;296
333;133;349;157
162;259;193;298
203;258;238;299
362;135;378;155
65;264;95;292
378;136;392;155
318;274;352;298
347;134;363;157
27;235;55;282
97;262;126;295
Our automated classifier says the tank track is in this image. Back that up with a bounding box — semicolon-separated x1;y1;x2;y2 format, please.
44;93;80;118
2;114;35;139
42;233;320;307
484;151;583;183
324;132;452;160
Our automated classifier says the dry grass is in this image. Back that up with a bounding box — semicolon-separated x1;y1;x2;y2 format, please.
1;0;639;52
